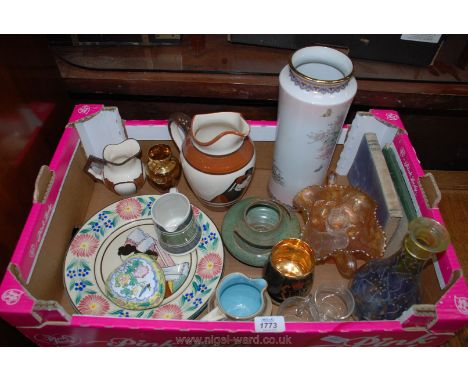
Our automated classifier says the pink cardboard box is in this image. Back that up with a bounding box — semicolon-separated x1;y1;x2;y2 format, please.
1;105;467;347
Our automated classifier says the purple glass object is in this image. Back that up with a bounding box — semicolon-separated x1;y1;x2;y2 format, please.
350;217;450;320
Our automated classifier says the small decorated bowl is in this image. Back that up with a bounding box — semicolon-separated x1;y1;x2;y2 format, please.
105;253;166;310
222;197;301;267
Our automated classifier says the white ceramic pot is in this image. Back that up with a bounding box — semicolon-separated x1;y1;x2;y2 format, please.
269;46;357;206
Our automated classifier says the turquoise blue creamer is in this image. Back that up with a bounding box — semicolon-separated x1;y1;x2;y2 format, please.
215;273;267;320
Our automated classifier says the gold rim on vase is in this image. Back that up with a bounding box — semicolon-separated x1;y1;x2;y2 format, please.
288;46;354;86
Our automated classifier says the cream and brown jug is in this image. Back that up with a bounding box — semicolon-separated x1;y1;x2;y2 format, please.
85;138;146;196
168;112;256;209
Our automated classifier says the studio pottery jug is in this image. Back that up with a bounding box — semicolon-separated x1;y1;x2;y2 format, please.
168;112;255;210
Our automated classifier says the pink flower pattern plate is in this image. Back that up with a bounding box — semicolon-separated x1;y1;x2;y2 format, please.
64;195;224;320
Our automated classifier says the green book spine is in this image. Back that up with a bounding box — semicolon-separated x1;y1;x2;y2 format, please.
382;146;418;221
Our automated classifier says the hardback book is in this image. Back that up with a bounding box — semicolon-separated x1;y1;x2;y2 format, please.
382;145;418;222
347;133;403;242
336;111;399;176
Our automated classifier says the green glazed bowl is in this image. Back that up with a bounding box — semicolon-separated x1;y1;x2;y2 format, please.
221;197;301;267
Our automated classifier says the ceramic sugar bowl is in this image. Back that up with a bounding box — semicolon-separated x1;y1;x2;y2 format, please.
168;112;255;210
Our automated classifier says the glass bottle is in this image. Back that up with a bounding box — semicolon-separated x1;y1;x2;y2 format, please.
146;144;181;192
350;217;450;321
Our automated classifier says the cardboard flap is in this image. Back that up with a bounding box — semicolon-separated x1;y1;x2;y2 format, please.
399;304;437;330
1;265;43;327
33;165;55;204
441;269;463;294
9;263;29;289
72;106;128;159
419;172;441;209
7;264;72;325
33;300;72;323
336;112;399;176
67;104;105;126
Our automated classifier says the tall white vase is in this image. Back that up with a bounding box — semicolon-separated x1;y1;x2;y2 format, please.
269;46;357;206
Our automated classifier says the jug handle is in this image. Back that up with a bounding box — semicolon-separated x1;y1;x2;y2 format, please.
168;112;191;152
84;155;105;183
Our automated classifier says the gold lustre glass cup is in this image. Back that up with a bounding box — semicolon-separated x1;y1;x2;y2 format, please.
264;238;315;304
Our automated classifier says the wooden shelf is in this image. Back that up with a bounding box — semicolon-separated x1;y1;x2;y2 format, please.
52;35;468;111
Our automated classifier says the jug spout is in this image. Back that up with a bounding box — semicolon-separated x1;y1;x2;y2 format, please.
252;278;268;293
223;273;267;293
103;138;141;164
191;112;250;156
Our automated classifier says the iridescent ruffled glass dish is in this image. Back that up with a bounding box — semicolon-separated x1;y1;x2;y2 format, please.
294;184;386;278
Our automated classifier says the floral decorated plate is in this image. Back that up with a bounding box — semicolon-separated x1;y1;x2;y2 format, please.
64;195;224;320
